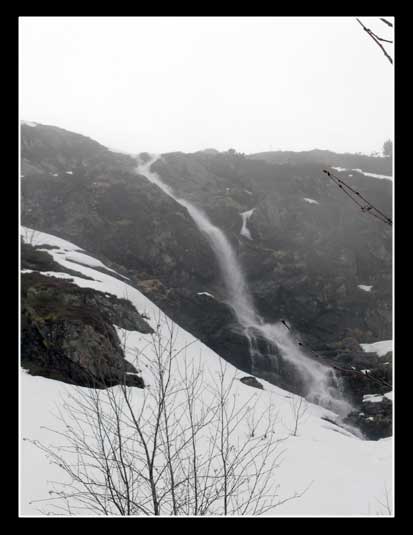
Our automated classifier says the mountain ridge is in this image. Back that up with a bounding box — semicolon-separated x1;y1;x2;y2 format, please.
20;122;392;436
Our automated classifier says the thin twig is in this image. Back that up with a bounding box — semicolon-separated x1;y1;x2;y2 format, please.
380;18;393;28
356;18;393;64
323;169;392;226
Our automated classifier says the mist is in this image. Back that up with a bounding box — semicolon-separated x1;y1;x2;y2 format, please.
19;16;394;155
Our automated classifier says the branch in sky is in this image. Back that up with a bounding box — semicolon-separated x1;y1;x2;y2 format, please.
380;18;393;28
356;18;393;65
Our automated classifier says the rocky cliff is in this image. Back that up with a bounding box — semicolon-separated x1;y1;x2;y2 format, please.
20;123;392;437
21;242;150;388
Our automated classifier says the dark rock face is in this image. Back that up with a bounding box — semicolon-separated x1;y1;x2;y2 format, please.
153;151;392;345
133;282;253;374
240;376;264;390
328;343;392;406
21;271;149;388
344;395;392;440
21;168;219;293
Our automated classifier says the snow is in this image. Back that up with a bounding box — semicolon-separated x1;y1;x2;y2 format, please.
360;340;393;358
358;285;373;292
21;120;37;127
352;169;392;180
20;228;393;516
303;197;319;205
21;227;84;252
63;250;130;280
240;208;255;240
331;167;392;181
363;394;384;404
21;226;129;282
331;167;347;172
197;292;215;298
363;392;392;404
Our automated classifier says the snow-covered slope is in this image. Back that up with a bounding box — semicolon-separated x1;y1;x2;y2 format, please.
20;227;393;516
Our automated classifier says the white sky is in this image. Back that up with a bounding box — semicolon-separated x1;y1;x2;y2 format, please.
19;16;394;155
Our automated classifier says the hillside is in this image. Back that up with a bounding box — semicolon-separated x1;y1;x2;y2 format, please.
249;149;392;176
20;122;392;430
20;227;392;516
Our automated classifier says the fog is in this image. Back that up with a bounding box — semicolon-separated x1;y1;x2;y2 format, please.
19;16;394;155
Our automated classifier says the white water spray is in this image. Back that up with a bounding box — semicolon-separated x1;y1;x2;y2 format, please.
136;155;353;416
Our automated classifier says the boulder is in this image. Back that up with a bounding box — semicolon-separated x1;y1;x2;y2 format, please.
240;376;264;390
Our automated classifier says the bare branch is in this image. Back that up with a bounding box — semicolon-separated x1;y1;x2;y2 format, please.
380;18;393;28
356;18;393;65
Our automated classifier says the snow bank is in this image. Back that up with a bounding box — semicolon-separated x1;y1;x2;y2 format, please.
358;285;373;292
363;394;384;403
360;340;393;357
63;251;130;280
240;208;255;240
352;169;392;180
331;167;392;181
331;167;347;172
303;198;319;205
20;228;393;516
196;291;215;298
21;227;84;252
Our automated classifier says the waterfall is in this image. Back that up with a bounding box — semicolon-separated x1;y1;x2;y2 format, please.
136;155;353;416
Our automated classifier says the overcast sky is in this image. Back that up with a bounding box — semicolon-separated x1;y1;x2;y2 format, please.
19;16;394;155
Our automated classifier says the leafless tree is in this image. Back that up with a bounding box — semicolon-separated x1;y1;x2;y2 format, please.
25;313;308;516
22;226;39;247
289;395;309;437
375;484;393;516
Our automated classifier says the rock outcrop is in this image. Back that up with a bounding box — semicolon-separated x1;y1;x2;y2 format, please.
21;268;150;388
240;376;264;390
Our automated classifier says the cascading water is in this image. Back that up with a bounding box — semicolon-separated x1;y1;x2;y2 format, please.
136;154;353;416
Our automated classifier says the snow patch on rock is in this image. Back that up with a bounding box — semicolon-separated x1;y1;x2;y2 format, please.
360;340;392;357
358;285;373;292
303;197;319;205
240;208;255;240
